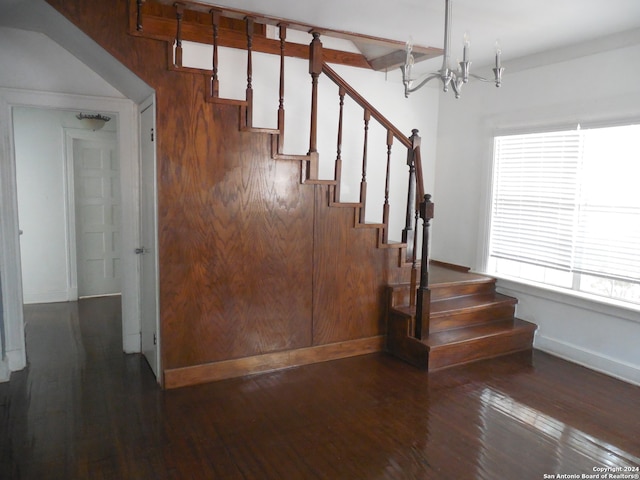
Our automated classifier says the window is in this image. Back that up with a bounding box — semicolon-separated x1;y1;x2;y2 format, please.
488;123;640;306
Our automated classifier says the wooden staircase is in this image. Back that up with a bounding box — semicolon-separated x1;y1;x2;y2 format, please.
131;0;537;378
387;262;537;370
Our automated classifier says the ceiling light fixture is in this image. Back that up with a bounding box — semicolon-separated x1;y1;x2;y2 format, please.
401;0;503;98
76;113;111;131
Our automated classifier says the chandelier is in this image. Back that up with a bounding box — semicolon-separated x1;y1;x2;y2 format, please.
401;0;503;98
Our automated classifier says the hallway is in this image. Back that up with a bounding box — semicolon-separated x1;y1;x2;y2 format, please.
1;297;639;479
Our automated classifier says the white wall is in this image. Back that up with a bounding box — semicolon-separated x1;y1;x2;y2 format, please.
0;27;126;99
433;38;640;385
14;107;117;304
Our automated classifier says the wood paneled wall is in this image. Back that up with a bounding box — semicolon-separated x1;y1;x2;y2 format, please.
46;0;412;385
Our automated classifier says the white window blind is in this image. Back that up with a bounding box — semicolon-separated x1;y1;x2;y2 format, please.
490;124;640;285
491;130;581;271
573;125;640;283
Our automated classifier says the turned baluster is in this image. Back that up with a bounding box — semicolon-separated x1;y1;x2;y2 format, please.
334;86;346;201
403;129;421;261
414;194;434;340
359;109;371;223
245;16;255;127
277;23;287;153
410;205;419;308
210;9;221;98
382;130;394;243
136;0;145;32
174;3;185;67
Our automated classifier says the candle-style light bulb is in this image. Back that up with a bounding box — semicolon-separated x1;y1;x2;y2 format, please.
463;32;470;62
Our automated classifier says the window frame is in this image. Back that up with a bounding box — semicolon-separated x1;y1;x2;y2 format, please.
480;120;640;315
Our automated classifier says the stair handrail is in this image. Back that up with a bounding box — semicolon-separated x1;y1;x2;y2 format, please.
322;63;427;256
321;64;413;150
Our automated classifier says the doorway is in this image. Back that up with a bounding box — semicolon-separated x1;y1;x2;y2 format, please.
0;91;149;376
14;107;122;303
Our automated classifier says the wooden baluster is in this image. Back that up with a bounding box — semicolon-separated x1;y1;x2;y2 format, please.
410;206;419;308
414;194;434;340
382;130;394;243
245;16;255;127
277;23;287;153
307;31;323;179
334;86;346;201
359;109;371;223
136;0;145;32
210;9;221;98
402;129;421;261
174;3;185;67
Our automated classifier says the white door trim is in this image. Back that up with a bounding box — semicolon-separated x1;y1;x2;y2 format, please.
0;87;142;373
139;94;161;383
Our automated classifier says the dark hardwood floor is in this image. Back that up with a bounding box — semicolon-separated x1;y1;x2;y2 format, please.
1;297;639;479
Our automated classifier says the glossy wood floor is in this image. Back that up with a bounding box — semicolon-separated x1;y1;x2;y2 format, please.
2;297;639;479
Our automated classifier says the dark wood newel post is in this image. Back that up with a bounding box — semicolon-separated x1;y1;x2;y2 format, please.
307;31;323;178
414;194;434;340
403;129;421;261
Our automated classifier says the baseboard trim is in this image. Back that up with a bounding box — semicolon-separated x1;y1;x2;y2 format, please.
535;335;640;387
164;336;385;389
7;348;26;372
0;357;10;383
23;291;69;304
123;333;141;354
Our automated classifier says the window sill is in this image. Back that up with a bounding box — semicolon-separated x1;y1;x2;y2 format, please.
485;273;640;324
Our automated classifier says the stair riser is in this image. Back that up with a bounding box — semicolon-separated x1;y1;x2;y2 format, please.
430;303;516;333
431;282;495;301
428;330;535;371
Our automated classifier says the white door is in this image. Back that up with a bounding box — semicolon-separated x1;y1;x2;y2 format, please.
73;136;121;297
139;104;160;379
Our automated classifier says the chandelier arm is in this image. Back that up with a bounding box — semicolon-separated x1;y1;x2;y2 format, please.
406;73;441;94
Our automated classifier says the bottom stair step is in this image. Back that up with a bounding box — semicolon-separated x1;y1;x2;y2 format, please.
425;318;537;371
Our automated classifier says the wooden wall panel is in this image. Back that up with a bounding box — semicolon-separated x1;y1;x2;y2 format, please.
157;78;315;368
46;0;413;382
313;186;396;344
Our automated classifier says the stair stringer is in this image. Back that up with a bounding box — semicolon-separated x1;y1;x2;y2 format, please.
166;48;418;272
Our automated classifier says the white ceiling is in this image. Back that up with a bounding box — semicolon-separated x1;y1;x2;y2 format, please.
198;0;640;68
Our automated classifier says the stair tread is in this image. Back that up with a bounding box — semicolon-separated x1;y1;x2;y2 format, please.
274;153;310;159
429;264;495;288
243;126;280;134
424;318;536;349
430;292;516;316
391;292;516;317
356;221;385;229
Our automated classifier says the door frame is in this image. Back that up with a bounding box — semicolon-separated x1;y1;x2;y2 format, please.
64;128;119;301
139;94;161;382
0;87;142;373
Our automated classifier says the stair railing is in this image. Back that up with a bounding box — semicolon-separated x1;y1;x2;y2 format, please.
321;61;433;339
166;10;434;340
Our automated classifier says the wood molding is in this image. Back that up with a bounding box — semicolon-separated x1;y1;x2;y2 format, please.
164;336;385;388
130;1;371;69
